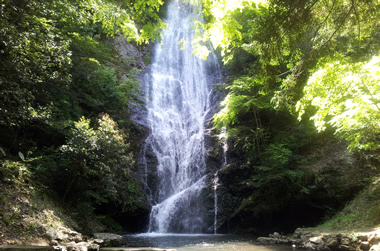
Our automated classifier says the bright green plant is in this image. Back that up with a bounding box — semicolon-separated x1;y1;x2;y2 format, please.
297;55;380;151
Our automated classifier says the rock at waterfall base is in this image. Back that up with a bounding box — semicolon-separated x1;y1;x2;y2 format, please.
257;229;380;251
93;233;124;247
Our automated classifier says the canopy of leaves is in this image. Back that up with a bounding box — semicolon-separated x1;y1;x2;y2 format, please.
58;114;141;211
0;0;163;231
201;0;379;233
200;0;379;152
297;55;380;151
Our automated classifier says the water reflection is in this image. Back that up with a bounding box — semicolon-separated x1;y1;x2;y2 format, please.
123;234;294;251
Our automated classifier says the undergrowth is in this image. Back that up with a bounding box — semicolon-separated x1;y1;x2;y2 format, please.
314;177;380;232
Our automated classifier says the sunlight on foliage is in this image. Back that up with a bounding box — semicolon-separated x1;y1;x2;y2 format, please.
297;55;380;151
78;0;166;43
197;0;267;61
214;75;272;130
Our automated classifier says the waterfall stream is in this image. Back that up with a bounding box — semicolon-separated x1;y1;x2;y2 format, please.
142;0;221;233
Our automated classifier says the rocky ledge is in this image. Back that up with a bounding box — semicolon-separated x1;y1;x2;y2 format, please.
0;232;139;251
257;228;380;251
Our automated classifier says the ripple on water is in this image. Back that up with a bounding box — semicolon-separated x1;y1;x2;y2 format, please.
123;234;295;251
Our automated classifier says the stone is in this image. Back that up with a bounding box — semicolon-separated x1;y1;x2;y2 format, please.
325;238;339;249
112;35;145;70
370;234;380;245
273;232;281;238
46;227;68;242
74;236;83;243
304;242;316;250
341;237;352;246
308;236;331;251
294;228;303;238
88;243;100;251
360;241;371;251
310;237;323;245
93;240;104;245
300;231;314;242
46;227;60;241
60;241;93;251
93;233;124;247
256;237;276;244
50;240;58;246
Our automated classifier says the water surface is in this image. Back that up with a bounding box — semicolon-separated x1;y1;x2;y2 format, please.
123;234;295;251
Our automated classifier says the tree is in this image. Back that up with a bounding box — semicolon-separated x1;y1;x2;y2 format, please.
200;0;379;151
59;114;141;212
297;55;380;151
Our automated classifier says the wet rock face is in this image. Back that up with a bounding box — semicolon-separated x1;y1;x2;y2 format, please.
111;35;146;70
257;229;380;251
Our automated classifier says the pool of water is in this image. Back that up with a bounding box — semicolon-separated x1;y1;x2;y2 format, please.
123;234;295;251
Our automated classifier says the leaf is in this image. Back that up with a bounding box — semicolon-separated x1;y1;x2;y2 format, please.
0;147;6;156
18;151;25;161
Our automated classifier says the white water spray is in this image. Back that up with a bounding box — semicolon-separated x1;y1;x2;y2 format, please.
142;0;221;233
213;128;228;234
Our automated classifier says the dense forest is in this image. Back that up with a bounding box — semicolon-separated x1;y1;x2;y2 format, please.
0;0;379;243
0;0;166;234
198;0;380;233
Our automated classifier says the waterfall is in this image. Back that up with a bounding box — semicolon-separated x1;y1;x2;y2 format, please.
213;128;228;234
142;0;221;233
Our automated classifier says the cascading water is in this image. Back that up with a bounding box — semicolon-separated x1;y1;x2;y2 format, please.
141;0;221;233
213;128;228;234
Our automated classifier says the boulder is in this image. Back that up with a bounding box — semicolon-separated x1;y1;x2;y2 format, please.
307;237;330;251
256;237;277;244
45;227;67;242
93;233;124;247
293;229;302;238
370;234;380;245
341;237;352;246
310;237;324;245
361;241;371;251
55;241;100;251
272;232;281;239
258;228;380;251
325;237;339;250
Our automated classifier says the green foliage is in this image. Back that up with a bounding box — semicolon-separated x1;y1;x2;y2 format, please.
204;0;380;155
0;160;32;187
0;0;155;231
59;114;138;207
297;55;380;151
0;1;72;127
28;114;145;229
0;0;147;133
214;75;273;129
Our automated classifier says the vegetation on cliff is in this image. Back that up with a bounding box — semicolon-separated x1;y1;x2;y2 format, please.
0;0;165;240
0;0;379;243
196;0;380;233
